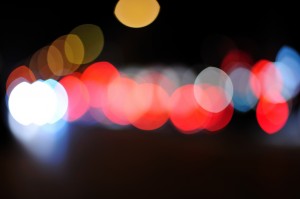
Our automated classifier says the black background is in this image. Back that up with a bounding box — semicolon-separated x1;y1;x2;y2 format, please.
1;2;300;198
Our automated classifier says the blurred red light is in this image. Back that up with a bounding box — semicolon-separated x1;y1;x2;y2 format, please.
221;49;253;73
206;104;234;132
81;62;119;109
170;85;212;134
256;97;289;134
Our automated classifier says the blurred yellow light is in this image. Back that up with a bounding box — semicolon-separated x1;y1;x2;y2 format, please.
114;0;160;28
67;24;104;64
47;36;81;76
64;34;85;65
47;43;64;76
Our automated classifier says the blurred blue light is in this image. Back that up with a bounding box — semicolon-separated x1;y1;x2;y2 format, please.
275;46;300;100
8;112;69;165
229;67;258;112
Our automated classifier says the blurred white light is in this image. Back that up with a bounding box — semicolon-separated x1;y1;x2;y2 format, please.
44;79;68;124
8;82;33;125
194;67;233;113
30;81;57;125
8;80;64;125
8;112;68;164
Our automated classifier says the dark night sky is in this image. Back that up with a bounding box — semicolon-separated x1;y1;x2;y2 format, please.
0;3;298;66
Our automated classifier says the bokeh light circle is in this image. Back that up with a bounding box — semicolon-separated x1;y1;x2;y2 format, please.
114;0;160;28
170;85;212;134
229;67;258;112
67;24;104;64
256;98;289;134
194;67;233;113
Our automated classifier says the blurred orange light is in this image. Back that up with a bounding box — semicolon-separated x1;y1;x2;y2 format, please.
29;46;59;80
114;0;160;28
6;65;36;95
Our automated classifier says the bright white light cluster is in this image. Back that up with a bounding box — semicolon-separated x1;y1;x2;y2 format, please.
8;79;68;126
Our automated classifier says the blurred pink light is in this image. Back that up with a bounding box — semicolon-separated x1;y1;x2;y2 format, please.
128;83;170;131
251;60;283;103
60;75;90;122
103;76;137;126
196;84;232;113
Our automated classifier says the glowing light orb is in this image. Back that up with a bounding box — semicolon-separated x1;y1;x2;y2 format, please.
47;35;81;76
256;98;289;134
6;77;29;100
250;60;283;103
8;80;58;125
221;49;253;73
64;34;84;65
194;67;233;113
44;79;68;124
81;62;119;108
170;85;212;134
6;65;36;95
229;67;258;112
30;81;58;125
128;83;170;130
29;46;59;80
59;75;90;122
102;76;137;125
114;0;160;28
275;46;300;101
66;24;104;64
206;104;234;132
8;82;33;125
